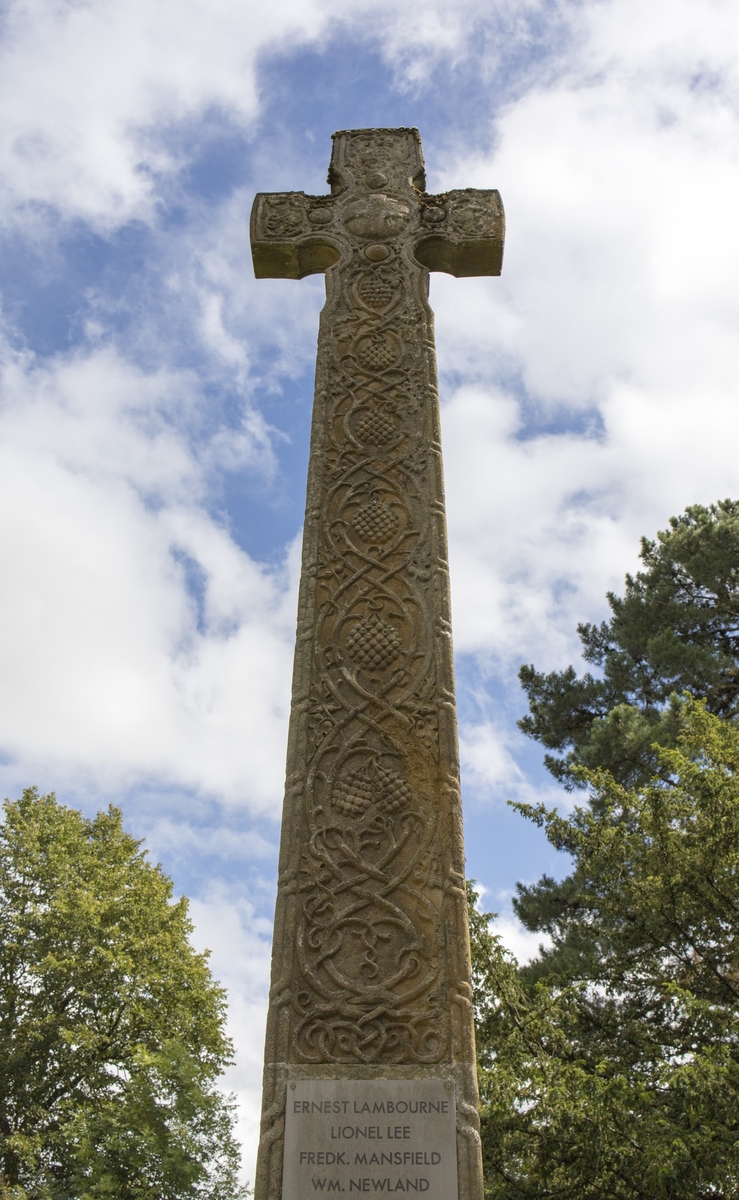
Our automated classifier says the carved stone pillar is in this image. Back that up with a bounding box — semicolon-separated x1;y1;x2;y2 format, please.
250;127;505;1200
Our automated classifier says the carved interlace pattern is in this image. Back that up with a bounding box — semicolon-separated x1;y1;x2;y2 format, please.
262;194;306;237
254;130;487;1072
288;240;453;1061
449;193;504;238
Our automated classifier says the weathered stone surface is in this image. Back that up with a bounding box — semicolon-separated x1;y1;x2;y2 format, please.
250;128;504;1200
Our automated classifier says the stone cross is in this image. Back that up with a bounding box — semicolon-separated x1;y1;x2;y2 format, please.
251;128;504;1200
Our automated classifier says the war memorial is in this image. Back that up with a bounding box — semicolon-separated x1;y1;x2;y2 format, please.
250;127;505;1200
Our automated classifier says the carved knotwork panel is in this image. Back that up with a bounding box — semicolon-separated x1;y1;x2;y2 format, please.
253;193;336;240
447;189;505;239
285;238;454;1065
334;129;426;194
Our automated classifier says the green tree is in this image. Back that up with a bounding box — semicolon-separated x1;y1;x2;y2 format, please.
518;500;739;791
475;702;739;1198
0;788;248;1200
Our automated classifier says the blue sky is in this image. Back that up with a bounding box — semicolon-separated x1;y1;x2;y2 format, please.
2;0;739;1179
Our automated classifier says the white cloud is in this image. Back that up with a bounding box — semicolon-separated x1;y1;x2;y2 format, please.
471;887;550;966
432;0;739;678
0;0;553;230
144;817;276;863
459;715;566;809
460;718;526;793
0;340;298;807
188;883;274;1186
0;0;321;226
183;187;328;385
441;385;640;665
491;911;550;966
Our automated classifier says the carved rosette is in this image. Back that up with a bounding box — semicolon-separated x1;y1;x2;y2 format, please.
252;128;498;1200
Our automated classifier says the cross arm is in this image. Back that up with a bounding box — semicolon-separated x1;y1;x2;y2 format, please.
251;192;340;279
415;189;505;278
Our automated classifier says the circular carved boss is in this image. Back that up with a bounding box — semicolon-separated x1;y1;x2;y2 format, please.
308;208;333;225
343;195;412;241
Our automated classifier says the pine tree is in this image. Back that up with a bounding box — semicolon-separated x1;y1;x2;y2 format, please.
519;500;739;790
476;703;739;1198
474;501;739;1197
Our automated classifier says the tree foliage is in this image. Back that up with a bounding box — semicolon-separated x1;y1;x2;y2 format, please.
518;500;739;789
0;788;248;1200
474;702;739;1198
472;502;739;1196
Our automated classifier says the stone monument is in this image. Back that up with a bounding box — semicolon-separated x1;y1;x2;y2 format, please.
250;127;504;1200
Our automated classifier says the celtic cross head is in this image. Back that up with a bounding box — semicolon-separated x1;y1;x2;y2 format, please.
251;127;505;281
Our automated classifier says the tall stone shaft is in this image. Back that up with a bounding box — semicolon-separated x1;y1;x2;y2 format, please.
251;128;504;1200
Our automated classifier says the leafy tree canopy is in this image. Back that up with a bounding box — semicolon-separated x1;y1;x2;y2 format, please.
518;500;739;789
474;701;739;1199
0;789;248;1200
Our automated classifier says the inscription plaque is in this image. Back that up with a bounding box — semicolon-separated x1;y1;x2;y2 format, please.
283;1080;458;1200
